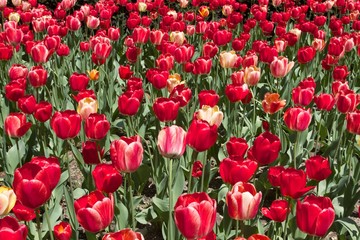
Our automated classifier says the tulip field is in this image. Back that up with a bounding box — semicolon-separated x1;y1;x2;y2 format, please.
1;0;360;239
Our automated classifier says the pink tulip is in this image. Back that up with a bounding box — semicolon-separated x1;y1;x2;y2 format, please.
157;125;186;158
270;56;294;78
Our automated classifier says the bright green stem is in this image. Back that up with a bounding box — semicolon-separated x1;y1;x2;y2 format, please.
45;204;54;240
283;198;291;239
200;151;207;192
235;220;239;238
315;111;323;154
16;139;22;167
252;87;257;135
293;131;300;168
168;159;173;240
36;209;42;240
128;173;136;229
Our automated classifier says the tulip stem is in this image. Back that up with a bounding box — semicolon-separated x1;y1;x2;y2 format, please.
235;220;239;237
16;138;22;167
252;87;257;136
36;209;42;240
283;198;291;239
315;111;323;154
168;158;174;240
188;150;198;193
45;203;55;240
200;151;207;192
128;173;136;230
293;131;300;168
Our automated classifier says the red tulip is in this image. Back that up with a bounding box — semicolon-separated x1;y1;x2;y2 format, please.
66;15;81;31
4;112;32;138
226;182;262;220
85;113;110;140
283;107;312;131
297;46;316;64
267;166;285;187
0;43;13;60
198;90;219;108
186;119;218;152
153;98;180;122
56;43;70;56
174;192;217;240
174;44;194;63
132;26;150;44
107;27;120;41
50;110;81;139
157;125;186;158
202;42;218;59
8;64;28;81
81;141;104;165
17;95;36;114
12;201;36;221
0;216;28;240
314;93;335;111
333;65;349;81
226;137;248;160
31;43;53;63
118;65;133;80
250;132;281;165
296;195;335;237
30;156;61;190
192;161;203;178
305;155;332;181
150;30;167;45
5;79;26;102
118;90;143;116
225;84;250;102
193;57;212;75
92;42;112;65
261;199;289;222
92;163;122;193
336;91;359;113
110;136;143;173
102;229;144;240
279;168;315;199
74;191;114;233
5;27;23;46
86;16;100;29
346;110;360;134
69;73;89;92
28;66;48;87
33;101;52;122
170;84;192;107
156;54;174;71
292;77;316;106
54;222;72;240
236;234;270;240
219;158;258;185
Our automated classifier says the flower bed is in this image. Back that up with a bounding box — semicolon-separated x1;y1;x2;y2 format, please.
0;0;359;239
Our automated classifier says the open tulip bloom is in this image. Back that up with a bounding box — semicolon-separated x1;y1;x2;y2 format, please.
0;1;359;239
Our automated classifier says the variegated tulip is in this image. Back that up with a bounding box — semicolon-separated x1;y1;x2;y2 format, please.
170;31;185;45
270;56;294;78
157;125;187;158
196;105;223;127
219;51;238;68
244;66;261;86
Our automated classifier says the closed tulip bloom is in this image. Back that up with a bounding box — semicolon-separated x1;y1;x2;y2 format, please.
193;57;212;75
346;110;360;135
297;46;316;64
333;65;349;81
0;216;28;240
219;158;258;185
153;98;180;122
192;161;203;178
102;229;144;240
314;93;335;111
69;73;89;92
279;168;315;199
34;101;52;122
284;107;312;131
198;90;219;108
31;43;52;63
77;97;98;120
186;119;218;152
262;93;286;114
157;125;186;158
5;79;26;102
13;162;55;209
305;155;332;181
226;137;248;160
74;191;114;233
270;56;294;78
219;51;238;68
195;105;223;127
267;165;285;187
17;95;36;114
28;66;48;87
118;90;143;116
5;112;32;138
261;199;289;222
54;222;72;240
251;132;281;165
231;71;245;86
336;91;359;113
82;141;104;165
12;201;36;221
118;65;133;80
244;66;261;86
170;31;185;45
0;186;16;216
225;84;250;102
296;195;335;237
292;77;316;106
226;182;262;220
51;110;81;139
8;64;28;81
92;164;122;193
85;113;110;140
110;136;143;173
86;15;100;29
174;192;217;240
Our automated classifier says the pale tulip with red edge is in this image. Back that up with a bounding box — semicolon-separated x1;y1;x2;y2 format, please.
270;56;294;78
157;125;187;158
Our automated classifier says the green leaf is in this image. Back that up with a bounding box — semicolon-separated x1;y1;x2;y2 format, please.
335;218;360;239
6;139;25;175
152;196;169;220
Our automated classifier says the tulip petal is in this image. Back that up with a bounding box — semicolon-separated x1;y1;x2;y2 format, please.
174;206;201;239
314;209;335;237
